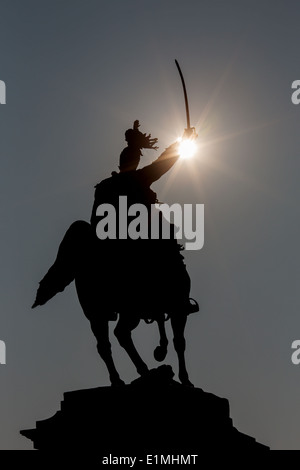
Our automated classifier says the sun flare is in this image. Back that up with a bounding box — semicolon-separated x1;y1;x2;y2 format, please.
178;138;197;159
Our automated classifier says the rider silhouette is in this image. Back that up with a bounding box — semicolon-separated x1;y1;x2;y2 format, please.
90;120;197;318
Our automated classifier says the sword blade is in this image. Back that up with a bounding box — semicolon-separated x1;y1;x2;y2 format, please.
175;59;191;130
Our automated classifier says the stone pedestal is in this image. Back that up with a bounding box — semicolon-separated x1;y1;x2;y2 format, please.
21;366;269;453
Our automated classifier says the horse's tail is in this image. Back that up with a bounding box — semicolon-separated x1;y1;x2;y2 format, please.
32;220;91;308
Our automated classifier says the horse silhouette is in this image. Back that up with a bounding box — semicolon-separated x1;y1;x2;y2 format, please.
32;123;199;386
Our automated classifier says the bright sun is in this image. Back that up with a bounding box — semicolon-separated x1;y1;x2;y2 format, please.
178;138;197;159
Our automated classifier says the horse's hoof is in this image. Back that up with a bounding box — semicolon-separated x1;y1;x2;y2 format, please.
188;298;199;314
138;366;150;377
110;377;126;387
179;375;194;387
154;345;168;362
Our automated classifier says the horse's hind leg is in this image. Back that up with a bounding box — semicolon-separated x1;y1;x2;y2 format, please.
171;315;193;387
114;315;149;377
90;318;125;386
154;316;168;362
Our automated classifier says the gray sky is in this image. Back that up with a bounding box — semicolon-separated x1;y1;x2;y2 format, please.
0;0;300;449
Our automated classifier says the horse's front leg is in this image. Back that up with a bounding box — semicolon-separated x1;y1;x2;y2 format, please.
90;317;125;386
171;315;193;387
154;316;168;362
114;315;149;377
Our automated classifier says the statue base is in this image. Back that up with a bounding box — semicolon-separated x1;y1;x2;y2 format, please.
21;365;269;453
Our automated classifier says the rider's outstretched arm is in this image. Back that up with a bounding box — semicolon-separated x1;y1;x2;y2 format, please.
138;142;180;185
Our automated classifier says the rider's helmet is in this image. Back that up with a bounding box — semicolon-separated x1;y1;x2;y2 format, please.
119;120;158;172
